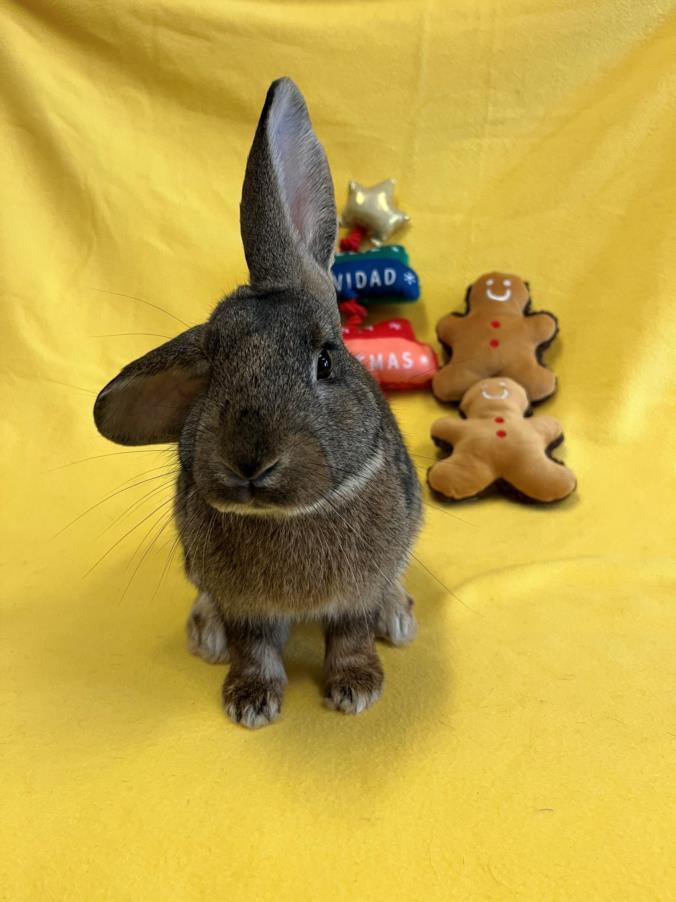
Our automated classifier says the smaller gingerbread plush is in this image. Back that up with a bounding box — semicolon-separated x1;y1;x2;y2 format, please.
433;272;558;403
428;377;576;503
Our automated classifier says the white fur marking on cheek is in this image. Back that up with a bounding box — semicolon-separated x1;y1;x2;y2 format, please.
330;447;385;503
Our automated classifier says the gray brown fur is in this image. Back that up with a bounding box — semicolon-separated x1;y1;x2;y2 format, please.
94;78;422;728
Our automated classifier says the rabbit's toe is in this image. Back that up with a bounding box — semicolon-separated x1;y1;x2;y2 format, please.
222;675;283;729
186;592;229;664
376;593;417;646
324;664;383;715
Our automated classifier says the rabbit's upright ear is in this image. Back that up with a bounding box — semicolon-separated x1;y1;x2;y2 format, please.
94;326;210;445
240;78;338;300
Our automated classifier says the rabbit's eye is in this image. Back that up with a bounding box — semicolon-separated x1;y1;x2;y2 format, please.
316;348;333;380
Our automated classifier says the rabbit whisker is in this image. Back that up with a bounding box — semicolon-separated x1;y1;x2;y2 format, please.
93;332;174;340
49;448;172;471
420;499;477;527
118;460;179;487
200;509;219;585
99;481;177;537
153;529;184;601
55;470;179;537
409;551;481;615
179;494;217;578
41;377;96;395
83;495;176;578
88;287;193;329
120;508;175;604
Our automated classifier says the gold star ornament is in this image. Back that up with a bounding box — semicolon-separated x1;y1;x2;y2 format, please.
340;179;410;245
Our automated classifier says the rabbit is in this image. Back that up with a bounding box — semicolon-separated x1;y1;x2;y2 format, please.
93;78;422;728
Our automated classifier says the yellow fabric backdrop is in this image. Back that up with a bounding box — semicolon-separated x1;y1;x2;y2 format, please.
2;1;675;899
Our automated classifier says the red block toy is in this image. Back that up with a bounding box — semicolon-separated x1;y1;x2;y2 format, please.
340;302;438;391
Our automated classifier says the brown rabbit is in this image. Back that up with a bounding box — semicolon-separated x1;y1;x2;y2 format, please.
94;79;422;728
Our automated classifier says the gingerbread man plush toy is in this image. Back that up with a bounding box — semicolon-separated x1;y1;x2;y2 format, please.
433;272;558;403
428;377;576;503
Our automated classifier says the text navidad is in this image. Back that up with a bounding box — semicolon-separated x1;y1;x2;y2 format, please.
331;256;420;302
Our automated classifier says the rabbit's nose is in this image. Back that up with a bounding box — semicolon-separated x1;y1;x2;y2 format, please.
224;457;280;487
249;458;280;486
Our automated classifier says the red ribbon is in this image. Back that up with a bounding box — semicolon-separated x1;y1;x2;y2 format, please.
338;300;368;327
339;225;368;253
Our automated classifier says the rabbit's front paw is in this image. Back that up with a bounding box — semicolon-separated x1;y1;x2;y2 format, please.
222;674;284;729
324;661;384;715
376;591;417;646
186;592;229;664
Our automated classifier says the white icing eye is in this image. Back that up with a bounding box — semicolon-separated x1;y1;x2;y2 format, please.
503;279;511;286
486;278;494;286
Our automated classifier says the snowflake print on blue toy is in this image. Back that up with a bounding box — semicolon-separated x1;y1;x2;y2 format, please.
332;245;420;303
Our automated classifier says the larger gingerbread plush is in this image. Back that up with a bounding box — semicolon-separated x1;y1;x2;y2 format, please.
433;272;558;403
428;377;576;503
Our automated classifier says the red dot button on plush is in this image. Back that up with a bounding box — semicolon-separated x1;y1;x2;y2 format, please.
495;417;504;423
489;339;500;348
490;320;501;328
496;430;507;438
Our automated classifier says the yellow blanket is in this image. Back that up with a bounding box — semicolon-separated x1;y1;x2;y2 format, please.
2;2;675;898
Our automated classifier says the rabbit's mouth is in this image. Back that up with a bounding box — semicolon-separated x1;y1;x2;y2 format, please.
204;478;320;519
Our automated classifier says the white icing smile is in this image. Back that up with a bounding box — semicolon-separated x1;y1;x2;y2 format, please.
485;277;512;302
481;382;510;400
486;287;511;301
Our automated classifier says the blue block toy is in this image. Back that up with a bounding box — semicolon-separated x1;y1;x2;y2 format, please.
331;252;420;303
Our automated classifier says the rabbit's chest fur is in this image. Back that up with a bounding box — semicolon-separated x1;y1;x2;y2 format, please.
177;462;420;619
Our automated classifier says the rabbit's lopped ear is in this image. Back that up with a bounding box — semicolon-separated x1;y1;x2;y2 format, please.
240;78;338;300
94;326;210;445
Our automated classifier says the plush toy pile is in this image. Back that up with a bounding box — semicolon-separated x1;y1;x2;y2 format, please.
332;177;576;505
333;179;437;390
428;272;577;504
